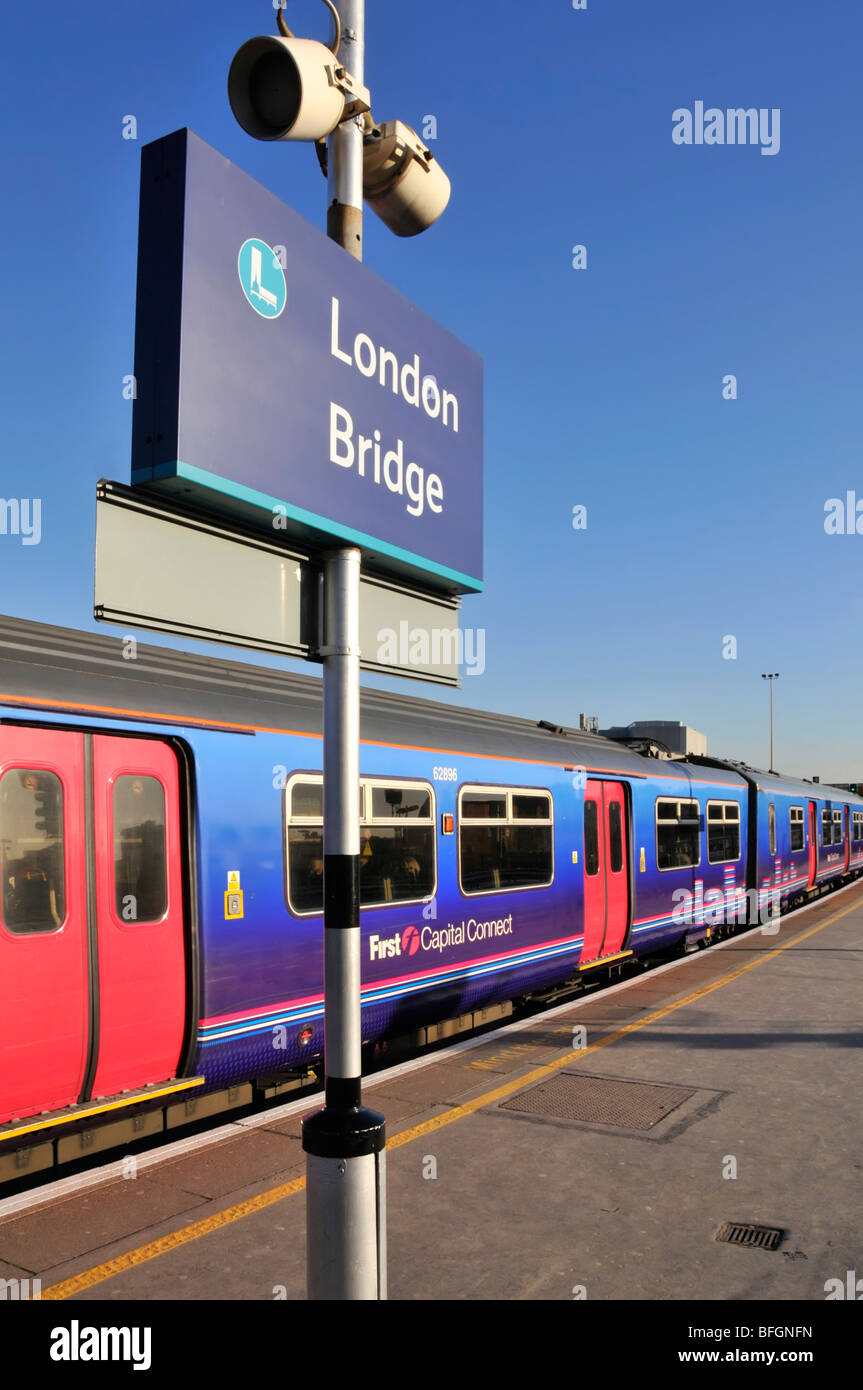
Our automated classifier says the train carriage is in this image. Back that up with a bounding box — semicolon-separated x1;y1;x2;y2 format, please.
691;757;863;911
1;613;861;1179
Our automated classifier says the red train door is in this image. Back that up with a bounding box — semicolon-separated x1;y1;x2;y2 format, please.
807;801;817;888
89;735;186;1099
582;781;629;965
0;727;89;1123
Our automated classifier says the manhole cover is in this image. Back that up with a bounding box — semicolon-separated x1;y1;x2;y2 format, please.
501;1072;696;1129
714;1222;785;1252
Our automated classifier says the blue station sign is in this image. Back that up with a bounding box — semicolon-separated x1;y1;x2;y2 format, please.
131;130;483;594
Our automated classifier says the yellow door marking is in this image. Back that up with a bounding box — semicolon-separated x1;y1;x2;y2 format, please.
0;1077;205;1144
578;949;633;973
39;893;862;1301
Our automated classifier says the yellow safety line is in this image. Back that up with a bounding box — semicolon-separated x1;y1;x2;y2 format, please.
40;1175;308;1300
2;1077;205;1143
387;905;854;1147
39;893;862;1300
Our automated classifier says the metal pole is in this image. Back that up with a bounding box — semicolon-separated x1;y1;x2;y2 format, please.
326;0;365;261
302;0;386;1301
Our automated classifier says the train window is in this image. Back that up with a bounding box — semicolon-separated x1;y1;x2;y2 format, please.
854;812;863;842
286;796;324;914
584;800;600;876
284;775;436;915
0;769;66;934
291;781;323;819
459;785;553;895
789;806;805;852
113;775;167;922
833;809;843;844
707;801;740;864
289;780;363;821
608;801;624;874
655;798;700;871
462;791;506;819
821;809;832;846
370;786;431;820
362;782;436;905
768;804;776;857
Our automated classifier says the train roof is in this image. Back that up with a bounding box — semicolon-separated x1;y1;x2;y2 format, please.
0;613;684;776
0;616;852;796
688;755;863;807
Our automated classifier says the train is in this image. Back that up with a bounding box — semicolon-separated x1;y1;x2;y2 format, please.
1;612;861;1180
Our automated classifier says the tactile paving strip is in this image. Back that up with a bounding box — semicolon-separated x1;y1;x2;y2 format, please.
500;1072;696;1129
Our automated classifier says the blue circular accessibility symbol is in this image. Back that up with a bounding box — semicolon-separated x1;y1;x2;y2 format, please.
237;238;287;319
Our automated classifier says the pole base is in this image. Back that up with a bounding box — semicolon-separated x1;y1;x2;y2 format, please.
304;1105;387;1300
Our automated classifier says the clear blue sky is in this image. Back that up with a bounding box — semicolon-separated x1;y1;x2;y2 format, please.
1;0;861;779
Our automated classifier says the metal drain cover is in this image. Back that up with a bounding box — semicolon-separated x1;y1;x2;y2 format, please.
501;1072;696;1130
714;1222;785;1252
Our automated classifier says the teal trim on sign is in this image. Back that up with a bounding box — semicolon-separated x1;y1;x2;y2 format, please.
167;460;483;592
130;464;178;483
153;462;183;481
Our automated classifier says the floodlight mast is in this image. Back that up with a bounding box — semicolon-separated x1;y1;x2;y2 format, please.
761;673;780;773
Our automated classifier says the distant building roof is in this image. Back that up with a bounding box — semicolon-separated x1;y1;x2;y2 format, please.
599;720;707;759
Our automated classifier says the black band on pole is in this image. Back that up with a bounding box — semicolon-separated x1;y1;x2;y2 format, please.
326;1075;362;1109
324;854;360;930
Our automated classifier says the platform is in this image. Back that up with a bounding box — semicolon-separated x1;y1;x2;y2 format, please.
2;881;862;1302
